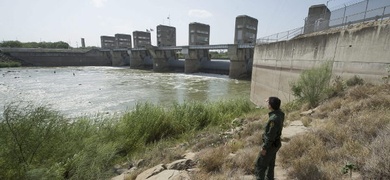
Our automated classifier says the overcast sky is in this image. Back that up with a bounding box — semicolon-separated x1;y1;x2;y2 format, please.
1;0;355;47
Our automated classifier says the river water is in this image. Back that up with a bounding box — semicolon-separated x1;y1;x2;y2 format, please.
0;66;251;118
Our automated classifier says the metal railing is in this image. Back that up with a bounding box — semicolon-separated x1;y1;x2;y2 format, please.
256;27;304;44
256;0;390;44
103;44;255;51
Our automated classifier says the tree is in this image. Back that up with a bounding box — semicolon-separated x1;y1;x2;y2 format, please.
0;41;23;48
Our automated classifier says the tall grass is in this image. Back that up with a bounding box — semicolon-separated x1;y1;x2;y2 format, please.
0;98;254;179
116;99;253;154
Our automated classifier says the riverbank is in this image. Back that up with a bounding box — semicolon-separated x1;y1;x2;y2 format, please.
1;76;388;179
111;83;389;179
0;52;21;67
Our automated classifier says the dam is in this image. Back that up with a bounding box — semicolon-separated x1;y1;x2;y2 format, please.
251;1;390;105
1;15;258;79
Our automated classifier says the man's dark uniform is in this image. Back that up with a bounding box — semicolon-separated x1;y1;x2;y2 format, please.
255;109;285;180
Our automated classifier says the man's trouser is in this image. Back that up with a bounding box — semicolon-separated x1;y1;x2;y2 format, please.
254;145;280;180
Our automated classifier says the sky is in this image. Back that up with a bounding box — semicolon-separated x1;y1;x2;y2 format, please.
0;0;356;48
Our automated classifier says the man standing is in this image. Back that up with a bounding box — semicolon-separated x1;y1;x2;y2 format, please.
255;97;285;180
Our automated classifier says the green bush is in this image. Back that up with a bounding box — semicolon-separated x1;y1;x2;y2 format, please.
0;103;68;179
0;103;119;180
290;62;332;108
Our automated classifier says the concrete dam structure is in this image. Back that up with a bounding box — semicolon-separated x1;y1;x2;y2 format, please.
1;15;258;79
1;43;253;79
129;44;254;78
250;19;390;106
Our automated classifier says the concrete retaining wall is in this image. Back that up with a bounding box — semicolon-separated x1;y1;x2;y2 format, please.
2;48;112;66
251;20;390;106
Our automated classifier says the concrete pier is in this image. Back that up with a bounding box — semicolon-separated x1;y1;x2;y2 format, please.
110;50;130;66
146;46;176;72
184;48;209;74
228;45;253;79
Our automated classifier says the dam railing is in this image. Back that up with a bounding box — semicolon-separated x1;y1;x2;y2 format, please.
257;0;390;44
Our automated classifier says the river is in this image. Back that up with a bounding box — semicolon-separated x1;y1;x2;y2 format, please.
0;66;251;118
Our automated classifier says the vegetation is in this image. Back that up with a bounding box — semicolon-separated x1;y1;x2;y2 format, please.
0;61;21;67
209;51;229;59
176;50;229;60
0;99;254;179
0;52;22;67
290;62;333;108
279;83;390;179
0;40;70;49
186;77;389;180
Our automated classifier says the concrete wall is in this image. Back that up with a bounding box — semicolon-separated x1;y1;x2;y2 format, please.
2;48;113;66
251;20;390;106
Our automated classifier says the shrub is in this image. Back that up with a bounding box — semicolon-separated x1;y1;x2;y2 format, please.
362;125;390;179
346;75;364;86
279;133;323;166
290;62;332;108
226;139;245;153
288;157;324;180
0;103;69;179
0;102;121;180
197;147;228;173
245;131;263;148
223;147;258;174
327;75;346;97
280;133;331;179
240;120;263;145
301;116;312;127
282;100;303;114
